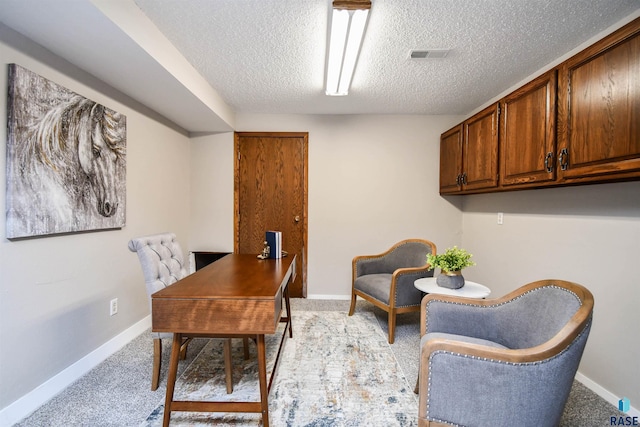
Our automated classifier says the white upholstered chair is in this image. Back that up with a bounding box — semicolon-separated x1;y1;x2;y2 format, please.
128;232;241;392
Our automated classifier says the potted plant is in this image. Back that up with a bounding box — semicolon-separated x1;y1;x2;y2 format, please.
426;246;475;289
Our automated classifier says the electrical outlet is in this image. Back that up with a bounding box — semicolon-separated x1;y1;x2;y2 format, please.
110;298;118;316
497;212;504;225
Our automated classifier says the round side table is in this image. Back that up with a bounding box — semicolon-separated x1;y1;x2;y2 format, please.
414;277;491;298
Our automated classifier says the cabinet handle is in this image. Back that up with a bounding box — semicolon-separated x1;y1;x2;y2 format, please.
456;173;462;186
462;172;468;185
558;148;569;171
544;152;554;173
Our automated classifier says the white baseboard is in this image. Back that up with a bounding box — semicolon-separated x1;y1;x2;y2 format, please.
575;372;640;418
0;315;151;426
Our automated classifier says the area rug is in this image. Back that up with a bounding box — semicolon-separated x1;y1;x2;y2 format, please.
141;311;418;426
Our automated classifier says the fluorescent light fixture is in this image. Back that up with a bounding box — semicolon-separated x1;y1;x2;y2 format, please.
325;1;371;96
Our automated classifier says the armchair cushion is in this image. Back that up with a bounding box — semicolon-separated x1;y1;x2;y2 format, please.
354;273;393;304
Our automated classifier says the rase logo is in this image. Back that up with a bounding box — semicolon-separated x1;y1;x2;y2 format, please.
611;397;639;426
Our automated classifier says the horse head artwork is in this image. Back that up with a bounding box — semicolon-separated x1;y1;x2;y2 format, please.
6;64;126;239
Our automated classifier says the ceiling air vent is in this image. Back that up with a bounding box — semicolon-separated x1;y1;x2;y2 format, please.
410;49;450;59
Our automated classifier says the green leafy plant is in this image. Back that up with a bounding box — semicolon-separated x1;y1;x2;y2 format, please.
427;246;476;273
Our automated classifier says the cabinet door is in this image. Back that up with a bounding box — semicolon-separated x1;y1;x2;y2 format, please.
500;70;557;187
558;18;640;183
463;103;499;191
439;125;463;194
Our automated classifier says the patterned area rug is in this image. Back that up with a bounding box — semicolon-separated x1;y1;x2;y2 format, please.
141;311;418;426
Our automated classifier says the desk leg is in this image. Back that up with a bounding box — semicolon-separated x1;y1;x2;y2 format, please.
163;333;182;427
257;334;270;427
284;285;293;338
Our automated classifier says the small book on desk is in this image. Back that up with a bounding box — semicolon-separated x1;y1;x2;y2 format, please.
265;231;282;259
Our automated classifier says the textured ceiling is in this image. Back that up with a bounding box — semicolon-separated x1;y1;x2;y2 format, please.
133;0;640;115
0;0;639;132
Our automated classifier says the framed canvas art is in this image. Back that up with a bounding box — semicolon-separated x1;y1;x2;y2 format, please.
6;64;126;239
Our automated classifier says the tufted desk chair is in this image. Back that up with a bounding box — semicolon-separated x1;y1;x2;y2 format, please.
128;233;239;392
349;239;437;344
418;279;594;427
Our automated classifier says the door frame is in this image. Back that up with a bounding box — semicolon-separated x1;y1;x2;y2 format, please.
233;131;309;296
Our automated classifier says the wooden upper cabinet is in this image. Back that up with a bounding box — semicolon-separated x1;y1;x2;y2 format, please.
557;18;640;183
439;125;463;194
463;103;499;191
500;70;557;187
437;17;640;195
439;104;499;194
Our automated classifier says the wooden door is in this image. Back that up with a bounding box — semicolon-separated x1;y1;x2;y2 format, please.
234;132;308;297
463;103;499;191
558;18;640;183
500;70;557;188
439;125;464;194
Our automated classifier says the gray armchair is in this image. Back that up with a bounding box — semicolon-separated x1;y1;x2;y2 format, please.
128;233;242;392
349;238;437;343
418;279;594;427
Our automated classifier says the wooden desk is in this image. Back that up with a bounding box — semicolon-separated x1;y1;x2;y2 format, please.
152;253;296;427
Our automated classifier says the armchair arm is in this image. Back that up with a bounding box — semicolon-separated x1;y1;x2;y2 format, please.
418;341;559;427
390;266;434;307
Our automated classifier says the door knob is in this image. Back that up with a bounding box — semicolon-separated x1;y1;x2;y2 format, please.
294;215;301;223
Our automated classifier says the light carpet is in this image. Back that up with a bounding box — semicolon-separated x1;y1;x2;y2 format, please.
141;311;418;426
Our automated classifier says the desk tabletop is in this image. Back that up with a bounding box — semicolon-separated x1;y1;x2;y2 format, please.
152;253;295;300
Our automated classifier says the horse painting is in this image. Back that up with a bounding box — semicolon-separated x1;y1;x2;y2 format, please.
6;64;126;239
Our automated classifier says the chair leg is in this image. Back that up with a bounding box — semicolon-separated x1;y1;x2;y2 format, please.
152;338;162;391
388;309;396;344
179;337;192;360
243;337;250;360
348;291;357;316
223;339;234;394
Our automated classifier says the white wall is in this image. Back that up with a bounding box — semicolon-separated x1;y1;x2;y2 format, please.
189;113;465;298
189;132;235;252
460;181;640;408
0;27;192;414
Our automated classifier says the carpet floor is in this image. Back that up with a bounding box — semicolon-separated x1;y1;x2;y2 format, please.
14;299;623;426
142;311;417;426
